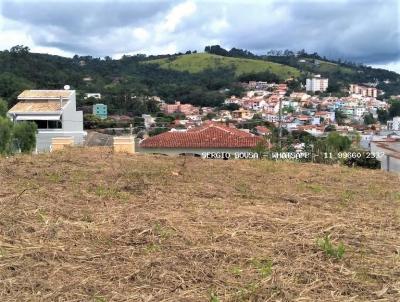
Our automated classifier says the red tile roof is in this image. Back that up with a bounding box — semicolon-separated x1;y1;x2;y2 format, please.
140;123;263;148
255;126;271;134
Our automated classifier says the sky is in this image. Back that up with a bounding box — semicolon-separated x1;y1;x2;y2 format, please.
0;0;399;72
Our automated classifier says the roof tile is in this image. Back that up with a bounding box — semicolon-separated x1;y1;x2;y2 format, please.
141;123;263;149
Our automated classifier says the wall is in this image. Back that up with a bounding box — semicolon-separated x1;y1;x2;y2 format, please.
370;141;400;173
137;145;258;158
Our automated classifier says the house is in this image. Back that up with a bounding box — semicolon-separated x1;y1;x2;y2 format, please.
387;117;400;131
139;122;263;157
255;126;271;136
7;89;86;152
84;93;101;100
142;114;156;129
93;103;107;119
232;109;253;120
162;101;199;115
370;138;400;173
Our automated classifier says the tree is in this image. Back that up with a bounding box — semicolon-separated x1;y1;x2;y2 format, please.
324;125;336;132
10;45;30;56
204;45;229;56
12;122;37;153
0;117;13;154
389;100;400;118
0;98;8;117
377;108;389;123
219;103;240;111
326;132;351;152
363;113;376;125
252;140;267;159
335;109;347;125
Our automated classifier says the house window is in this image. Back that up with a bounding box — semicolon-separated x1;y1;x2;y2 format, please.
32;120;62;129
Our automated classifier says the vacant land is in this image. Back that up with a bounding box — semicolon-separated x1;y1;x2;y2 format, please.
146;53;300;79
0;148;399;301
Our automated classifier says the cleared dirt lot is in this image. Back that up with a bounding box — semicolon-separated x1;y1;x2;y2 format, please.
0;148;399;301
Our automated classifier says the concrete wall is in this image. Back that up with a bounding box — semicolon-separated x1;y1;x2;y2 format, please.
51;137;74;151
62;91;84;132
137;145;258;158
114;136;135;154
36;130;86;152
370;141;400;173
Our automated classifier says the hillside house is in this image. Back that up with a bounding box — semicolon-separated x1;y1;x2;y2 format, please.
7;89;86;152
139;122;263;157
93;103;107;119
232;109;253;120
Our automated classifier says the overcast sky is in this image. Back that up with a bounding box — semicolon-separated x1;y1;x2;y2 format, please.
1;0;399;72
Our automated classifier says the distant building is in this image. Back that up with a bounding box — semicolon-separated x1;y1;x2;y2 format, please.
306;75;328;92
162;101;199;115
85;93;101;100
93;103;107;119
370;138;400;173
142;114;155;129
387;117;400;131
349;84;378;98
232;108;253;120
7;89;85;152
139;122;263;156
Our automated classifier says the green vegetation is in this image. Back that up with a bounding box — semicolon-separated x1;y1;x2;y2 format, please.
145;53;300;79
0;98;7;117
12;121;37;153
0;117;13;154
363;113;376;125
251;258;273;278
0;44;399;116
0;100;37;154
317;235;345;259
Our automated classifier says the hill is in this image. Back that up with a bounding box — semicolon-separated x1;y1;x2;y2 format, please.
1;46;400;113
145;53;301;79
1;148;399;301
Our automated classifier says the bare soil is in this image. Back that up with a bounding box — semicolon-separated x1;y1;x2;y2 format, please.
0;148;399;301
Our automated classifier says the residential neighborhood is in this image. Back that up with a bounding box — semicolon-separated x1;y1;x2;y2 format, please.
3;76;400;172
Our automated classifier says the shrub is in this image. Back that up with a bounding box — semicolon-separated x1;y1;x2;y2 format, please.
12;121;37;153
317;234;345;259
0;117;13;154
0;98;8;117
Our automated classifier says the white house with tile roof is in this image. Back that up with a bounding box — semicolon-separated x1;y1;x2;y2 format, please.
7;89;86;152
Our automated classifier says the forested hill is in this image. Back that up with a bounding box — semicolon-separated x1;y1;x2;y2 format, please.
0;45;399;115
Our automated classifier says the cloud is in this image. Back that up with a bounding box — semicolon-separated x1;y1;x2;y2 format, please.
0;0;399;71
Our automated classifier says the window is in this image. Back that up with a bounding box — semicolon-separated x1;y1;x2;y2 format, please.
32;120;62;129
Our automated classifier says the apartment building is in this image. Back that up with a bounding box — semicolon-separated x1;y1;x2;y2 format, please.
306;75;329;92
349;84;378;98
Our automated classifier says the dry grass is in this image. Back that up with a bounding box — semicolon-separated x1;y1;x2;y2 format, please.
0;147;399;302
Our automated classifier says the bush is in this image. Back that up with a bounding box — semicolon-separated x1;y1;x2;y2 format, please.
317;235;345;259
343;151;381;169
0;98;8;117
0;117;13;154
13;121;37;153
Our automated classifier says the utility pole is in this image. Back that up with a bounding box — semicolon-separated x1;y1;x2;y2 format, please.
278;97;283;150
